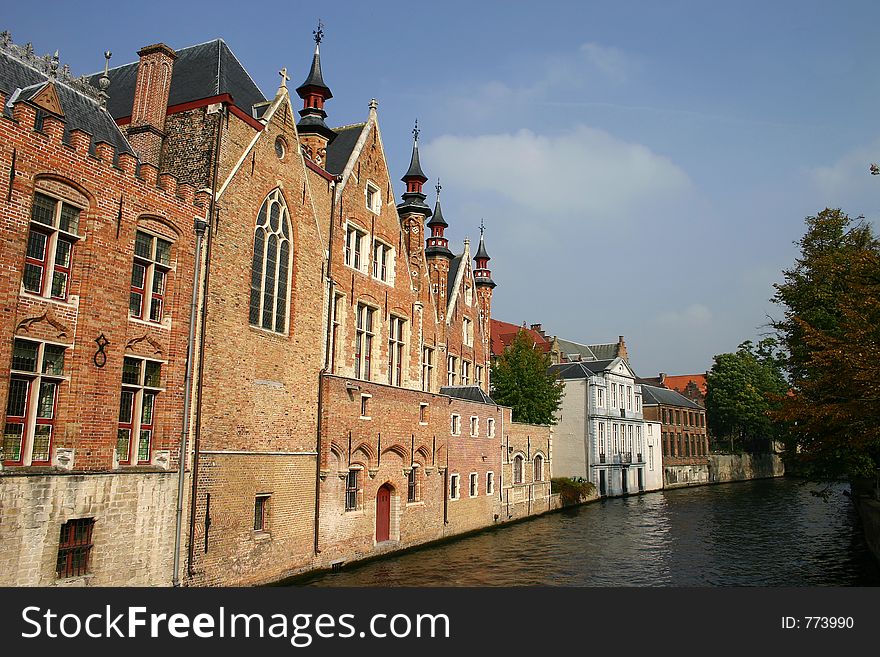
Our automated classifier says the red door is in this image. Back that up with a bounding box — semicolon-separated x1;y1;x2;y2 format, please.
376;484;391;542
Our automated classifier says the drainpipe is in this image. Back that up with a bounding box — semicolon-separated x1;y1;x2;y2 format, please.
187;104;224;578
172;216;207;587
314;176;341;556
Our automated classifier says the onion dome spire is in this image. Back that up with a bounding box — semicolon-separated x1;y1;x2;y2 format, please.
295;20;335;142
474;220;496;288
397;120;432;218
425;179;453;259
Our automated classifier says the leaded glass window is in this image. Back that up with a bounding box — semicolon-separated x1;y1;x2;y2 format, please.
249;189;292;332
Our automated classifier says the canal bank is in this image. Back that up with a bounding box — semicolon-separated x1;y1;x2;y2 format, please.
664;452;784;489
851;476;880;565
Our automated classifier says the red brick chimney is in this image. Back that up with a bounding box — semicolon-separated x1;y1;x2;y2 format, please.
127;43;176;167
617;335;628;362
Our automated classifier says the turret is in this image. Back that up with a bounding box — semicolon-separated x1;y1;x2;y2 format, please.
295;21;335;167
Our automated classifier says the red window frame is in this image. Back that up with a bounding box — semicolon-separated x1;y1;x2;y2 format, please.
130;261;147;319
56;518;94;579
23;228;50;296
117;389;136;465
31;379;58;464
3;376;30;465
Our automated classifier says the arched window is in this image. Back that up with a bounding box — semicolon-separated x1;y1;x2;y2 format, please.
249;189;291;332
513;454;524;484
534;454;544;482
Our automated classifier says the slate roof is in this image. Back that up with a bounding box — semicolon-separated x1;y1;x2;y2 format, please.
640;384;702;409
91;39;266;120
447;252;464;301
556;338;621;363
403;140;427;181
325;122;364;175
440;385;496;405
0;49;134;156
548;360;616;379
295;44;332;98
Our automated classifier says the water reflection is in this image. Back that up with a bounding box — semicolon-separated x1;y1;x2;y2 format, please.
295;478;880;587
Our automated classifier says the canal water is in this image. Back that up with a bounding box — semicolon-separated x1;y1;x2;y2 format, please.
296;478;880;586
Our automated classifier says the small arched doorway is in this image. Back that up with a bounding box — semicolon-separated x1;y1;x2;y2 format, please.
376;483;393;542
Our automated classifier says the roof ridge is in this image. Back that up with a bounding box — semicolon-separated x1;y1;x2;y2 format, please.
332;121;367;131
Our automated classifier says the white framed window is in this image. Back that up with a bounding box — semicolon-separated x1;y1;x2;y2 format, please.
130;230;172;323
613;424;619;453
597;386;605;407
447;355;458;386
598;422;606;460
329;293;343;373
249;189;292;333
387;316;406;386
487;418;495;437
449;473;460;500
649;445;655;471
637;425;643;457
470;416;479;437
372;240;393;283
475;365;483;390
365;182;381;213
486;472;495;495
254;494;270;532
360;393;371;419
626;385;632;410
344;223;367;271
635;394;641;412
421;346;434;392
3;338;67;466
22;192;81;302
355;304;375;380
451;414;461;436
469;472;478;497
463;317;473;347
461;360;470;385
117;356;163;465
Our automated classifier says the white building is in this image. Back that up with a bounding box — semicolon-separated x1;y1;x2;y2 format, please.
644;421;664;492
550;354;649;497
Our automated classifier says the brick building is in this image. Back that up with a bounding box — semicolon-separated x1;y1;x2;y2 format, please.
639;372;708;407
640;384;708;488
0;37;204;585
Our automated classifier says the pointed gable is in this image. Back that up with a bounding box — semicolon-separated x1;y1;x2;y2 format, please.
29;81;63;117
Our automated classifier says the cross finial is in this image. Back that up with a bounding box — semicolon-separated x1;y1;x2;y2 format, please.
412;119;420;143
313;19;324;45
480;218;485;236
435;178;441;197
279;66;289;88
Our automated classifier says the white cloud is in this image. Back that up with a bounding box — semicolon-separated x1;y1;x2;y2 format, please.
806;139;880;210
423;125;693;225
652;304;713;328
579;42;633;82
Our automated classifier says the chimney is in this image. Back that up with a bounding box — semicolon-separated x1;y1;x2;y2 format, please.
617;335;628;362
659;372;666;384
530;323;545;338
127;43;176;167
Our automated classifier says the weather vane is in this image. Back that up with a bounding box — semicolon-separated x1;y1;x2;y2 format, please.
413;119;420;142
480;218;485;235
313;19;324;45
435;178;441;197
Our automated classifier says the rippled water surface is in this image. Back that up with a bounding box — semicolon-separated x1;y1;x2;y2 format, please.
295;478;880;586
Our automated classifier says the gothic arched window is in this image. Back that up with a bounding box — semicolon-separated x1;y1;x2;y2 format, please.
249;189;291;332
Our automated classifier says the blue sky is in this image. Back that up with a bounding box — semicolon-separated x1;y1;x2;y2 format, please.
6;1;879;375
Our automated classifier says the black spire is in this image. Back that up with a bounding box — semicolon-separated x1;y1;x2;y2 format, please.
402;120;427;183
424;179;452;260
474;220;495;288
475;233;490;261
427;179;448;229
295;21;335;143
397;120;432;218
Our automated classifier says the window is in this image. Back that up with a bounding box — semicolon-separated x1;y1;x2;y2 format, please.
23;192;81;302
628;424;633;452
613;424;619;453
534;454;544;482
513;454;524;485
388;316;405;386
329;293;342;373
372;240;393;283
469;472;478;497
475;365;483;389
451;414;461;436
449;473;460;500
486;472;494;495
675;410;681;425
464;285;473;306
649;445;655;471
447;355;458;386
249;189;292;333
487;418;495;437
635;395;641;412
360;394;371;419
461;360;470;385
662;408;668;424
637;425;643;458
463;317;473;347
355;304;374;380
407;467;419;503
254;495;270;531
597;386;605;407
365;182;380;213
56;518;94;579
345;469;360;511
4;339;66;465
130;230;172;323
419;403;428;424
117;356;162;465
626;386;632;410
470;416;478;437
598;422;606;461
421;347;434;392
345;224;366;271
611;383;617;407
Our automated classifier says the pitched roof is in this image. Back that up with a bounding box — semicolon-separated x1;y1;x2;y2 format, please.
0;48;134;156
490;319;551;356
440;385;496;405
92;39;266;120
295;44;331;98
640;384;703;409
548;359;616;379
555;337;623;363
325;122;364;175
663;374;708;396
447;252;464;304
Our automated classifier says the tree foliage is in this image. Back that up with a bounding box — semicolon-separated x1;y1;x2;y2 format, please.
490;329;564;425
771;209;880;479
705;338;788;451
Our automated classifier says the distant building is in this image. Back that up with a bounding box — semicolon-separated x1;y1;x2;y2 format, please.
641;385;708;488
639;372;707;408
644;420;664;492
489;319;558;362
556;335;629;364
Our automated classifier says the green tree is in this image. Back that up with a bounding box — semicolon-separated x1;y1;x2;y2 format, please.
771;210;880;479
705;339;788;452
490;329;564;425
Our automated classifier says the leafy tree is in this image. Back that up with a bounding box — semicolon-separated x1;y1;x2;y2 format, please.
705;339;788;452
490;329;564;425
770;210;880;479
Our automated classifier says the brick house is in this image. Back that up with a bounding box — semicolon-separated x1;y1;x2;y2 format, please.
0;37;204;585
